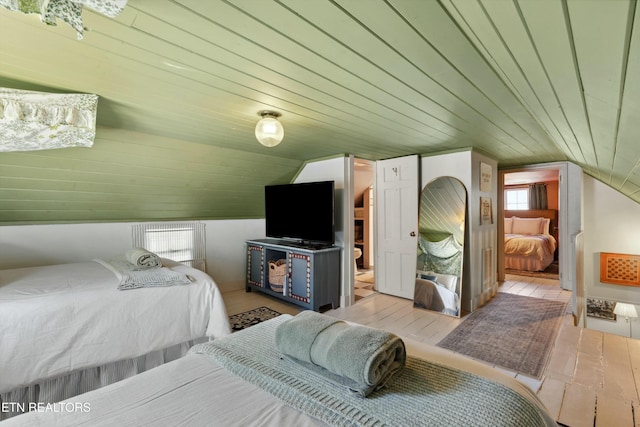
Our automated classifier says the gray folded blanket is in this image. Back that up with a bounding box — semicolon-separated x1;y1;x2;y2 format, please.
125;247;162;269
274;311;406;396
95;258;193;290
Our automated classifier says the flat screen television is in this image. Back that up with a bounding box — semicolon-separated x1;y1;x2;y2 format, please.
265;180;335;247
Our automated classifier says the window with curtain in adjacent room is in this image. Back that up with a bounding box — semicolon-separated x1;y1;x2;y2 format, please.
528;183;548;210
505;188;529;210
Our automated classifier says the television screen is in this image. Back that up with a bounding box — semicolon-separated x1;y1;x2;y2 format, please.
265;181;335;246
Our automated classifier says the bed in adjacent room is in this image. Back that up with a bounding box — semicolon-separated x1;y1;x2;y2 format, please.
504;210;558;272
2;314;557;427
0;252;231;420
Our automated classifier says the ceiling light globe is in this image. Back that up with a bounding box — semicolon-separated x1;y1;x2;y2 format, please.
255;116;284;147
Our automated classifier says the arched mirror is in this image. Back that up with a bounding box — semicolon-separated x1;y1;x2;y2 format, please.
414;176;466;318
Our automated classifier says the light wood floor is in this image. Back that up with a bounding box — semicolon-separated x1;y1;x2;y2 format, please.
224;275;639;427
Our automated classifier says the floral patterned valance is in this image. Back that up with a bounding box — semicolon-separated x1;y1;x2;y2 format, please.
0;0;128;39
0;88;98;152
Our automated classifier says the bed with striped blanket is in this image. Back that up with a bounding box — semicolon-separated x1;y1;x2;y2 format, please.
3;315;557;426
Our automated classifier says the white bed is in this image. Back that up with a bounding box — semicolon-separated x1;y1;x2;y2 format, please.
2;315;557;427
415;271;460;316
0;258;231;419
504;215;557;272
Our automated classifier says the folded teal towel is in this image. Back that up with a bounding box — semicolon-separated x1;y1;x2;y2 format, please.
95;259;193;290
275;311;406;396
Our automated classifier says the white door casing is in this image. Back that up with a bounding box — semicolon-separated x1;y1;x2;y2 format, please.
375;155;420;299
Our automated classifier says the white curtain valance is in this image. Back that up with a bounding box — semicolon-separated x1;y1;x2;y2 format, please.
0;0;128;39
0;88;98;152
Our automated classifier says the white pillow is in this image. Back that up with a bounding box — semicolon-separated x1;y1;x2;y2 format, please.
512;217;543;235
504;217;513;234
421;270;457;293
540;218;551;235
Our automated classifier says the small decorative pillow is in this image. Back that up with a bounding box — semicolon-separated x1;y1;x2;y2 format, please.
418;273;438;282
419;270;457;293
512;217;543;235
434;273;458;293
540;218;551;235
504;217;513;234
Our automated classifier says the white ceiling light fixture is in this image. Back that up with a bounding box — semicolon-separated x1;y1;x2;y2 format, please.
255;110;284;147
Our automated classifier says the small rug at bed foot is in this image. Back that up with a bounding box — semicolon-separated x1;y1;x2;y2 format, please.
228;306;281;332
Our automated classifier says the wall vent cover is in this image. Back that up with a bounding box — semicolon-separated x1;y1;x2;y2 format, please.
600;252;640;287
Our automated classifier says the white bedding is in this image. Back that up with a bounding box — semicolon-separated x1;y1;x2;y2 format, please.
414;278;460;316
415;271;459;316
3;353;327;427
434;281;459;315
2;317;556;427
0;259;231;394
504;233;556;259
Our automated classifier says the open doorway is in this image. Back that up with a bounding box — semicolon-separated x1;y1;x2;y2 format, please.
499;162;583;324
354;159;376;302
502;168;560;280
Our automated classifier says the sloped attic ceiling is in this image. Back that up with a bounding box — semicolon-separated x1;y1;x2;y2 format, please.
0;0;639;224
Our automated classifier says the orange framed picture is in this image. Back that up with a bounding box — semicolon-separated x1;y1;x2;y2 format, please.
599;252;640;287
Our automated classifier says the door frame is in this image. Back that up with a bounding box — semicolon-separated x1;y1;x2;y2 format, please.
498;161;583;318
348;157;377;306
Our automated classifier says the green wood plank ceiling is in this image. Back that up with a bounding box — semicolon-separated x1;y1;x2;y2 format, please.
0;0;638;224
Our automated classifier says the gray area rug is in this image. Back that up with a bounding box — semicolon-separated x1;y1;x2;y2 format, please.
437;292;567;378
229;306;281;332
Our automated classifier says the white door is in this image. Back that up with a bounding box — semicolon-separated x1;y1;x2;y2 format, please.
375;155;420;299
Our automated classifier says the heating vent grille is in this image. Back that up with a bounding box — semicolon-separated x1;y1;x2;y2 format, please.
599;252;640;287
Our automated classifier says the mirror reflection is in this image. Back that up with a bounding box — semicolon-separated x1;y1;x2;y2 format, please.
414;176;466;318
